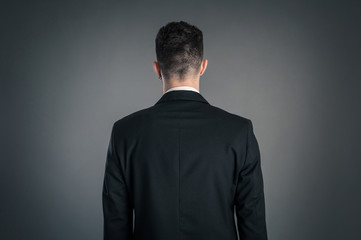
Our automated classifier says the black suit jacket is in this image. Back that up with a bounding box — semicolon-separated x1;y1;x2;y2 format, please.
102;90;268;240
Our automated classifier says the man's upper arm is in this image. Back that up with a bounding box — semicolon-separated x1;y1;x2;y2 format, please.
102;122;133;240
234;119;268;240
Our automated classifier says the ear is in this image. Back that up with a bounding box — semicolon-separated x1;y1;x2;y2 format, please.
153;61;162;78
199;59;208;76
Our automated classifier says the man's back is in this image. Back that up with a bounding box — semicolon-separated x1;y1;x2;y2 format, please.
102;90;268;240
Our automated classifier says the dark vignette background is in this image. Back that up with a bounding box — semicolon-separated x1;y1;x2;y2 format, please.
1;0;360;239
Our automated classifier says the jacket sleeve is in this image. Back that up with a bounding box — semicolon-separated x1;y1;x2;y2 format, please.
102;123;133;240
234;119;268;240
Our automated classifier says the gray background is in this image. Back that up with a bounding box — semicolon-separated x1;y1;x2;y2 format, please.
1;0;361;239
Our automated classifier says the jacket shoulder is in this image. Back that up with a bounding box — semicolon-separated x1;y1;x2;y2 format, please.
207;104;251;127
110;106;153;138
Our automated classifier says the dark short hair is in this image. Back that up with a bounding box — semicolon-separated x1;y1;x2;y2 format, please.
155;21;203;82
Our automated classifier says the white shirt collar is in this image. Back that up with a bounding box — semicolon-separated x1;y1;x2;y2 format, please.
164;86;199;94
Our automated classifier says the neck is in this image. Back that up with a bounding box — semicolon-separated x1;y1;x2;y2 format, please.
163;79;200;94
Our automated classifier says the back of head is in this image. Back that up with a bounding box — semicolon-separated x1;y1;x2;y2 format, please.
155;21;203;82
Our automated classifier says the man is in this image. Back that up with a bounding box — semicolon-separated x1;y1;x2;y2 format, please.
102;21;268;240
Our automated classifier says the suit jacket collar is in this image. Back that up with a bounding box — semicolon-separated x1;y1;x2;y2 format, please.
154;90;210;105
